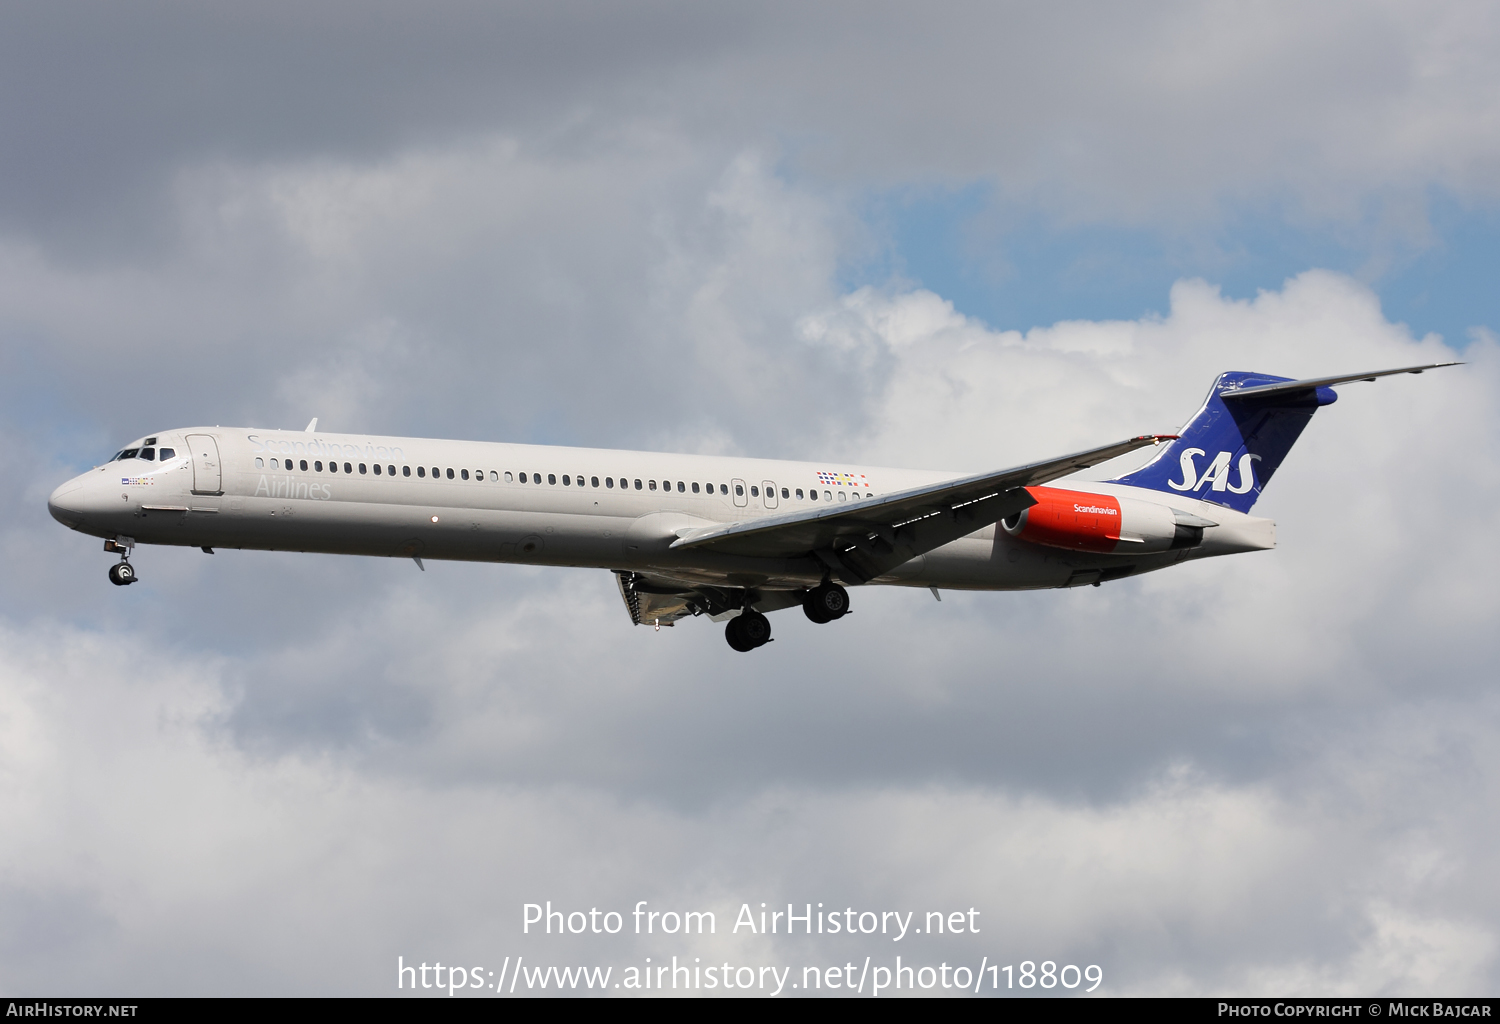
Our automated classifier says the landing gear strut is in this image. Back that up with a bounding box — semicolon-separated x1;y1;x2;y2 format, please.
802;582;849;623
105;536;138;586
725;610;772;652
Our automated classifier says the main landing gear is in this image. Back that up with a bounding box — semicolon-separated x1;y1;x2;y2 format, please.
725;610;772;652
105;536;138;586
802;582;849;624
723;583;852;652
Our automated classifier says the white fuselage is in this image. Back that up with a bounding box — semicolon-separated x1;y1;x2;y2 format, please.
48;426;1275;594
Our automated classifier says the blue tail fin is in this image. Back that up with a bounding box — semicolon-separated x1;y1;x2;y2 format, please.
1111;371;1338;513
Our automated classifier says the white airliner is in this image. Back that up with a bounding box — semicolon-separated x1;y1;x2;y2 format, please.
48;363;1454;651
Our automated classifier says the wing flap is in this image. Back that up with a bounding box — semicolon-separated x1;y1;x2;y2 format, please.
617;571;708;626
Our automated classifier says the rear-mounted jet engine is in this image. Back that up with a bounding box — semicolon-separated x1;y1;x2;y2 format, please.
1001;486;1216;554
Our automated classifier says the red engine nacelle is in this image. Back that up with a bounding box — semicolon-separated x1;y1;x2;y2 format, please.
1001;486;1210;554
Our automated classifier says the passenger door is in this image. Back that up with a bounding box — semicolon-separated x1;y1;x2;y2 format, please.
762;481;778;509
186;435;222;495
731;478;748;507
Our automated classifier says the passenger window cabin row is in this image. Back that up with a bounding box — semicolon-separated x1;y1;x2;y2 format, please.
254;457;493;479
251;457;874;501
502;474;871;502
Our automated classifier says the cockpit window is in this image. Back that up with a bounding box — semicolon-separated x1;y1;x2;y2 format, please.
119;448;140;460
139;448;155;461
158;447;175;460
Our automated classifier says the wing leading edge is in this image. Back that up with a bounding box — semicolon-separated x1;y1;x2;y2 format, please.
670;434;1176;583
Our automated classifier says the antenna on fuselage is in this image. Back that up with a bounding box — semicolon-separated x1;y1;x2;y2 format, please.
305;417;318;433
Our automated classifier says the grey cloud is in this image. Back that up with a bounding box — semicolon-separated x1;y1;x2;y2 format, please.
4;2;1499;253
11;261;1495;809
19;271;1493;818
3;2;1498;996
0;2;750;246
0;142;876;461
2;615;1495;994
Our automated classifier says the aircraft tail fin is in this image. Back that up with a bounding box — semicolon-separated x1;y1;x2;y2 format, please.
1110;363;1457;513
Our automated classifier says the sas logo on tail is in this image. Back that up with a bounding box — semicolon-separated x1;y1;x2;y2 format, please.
1168;448;1260;494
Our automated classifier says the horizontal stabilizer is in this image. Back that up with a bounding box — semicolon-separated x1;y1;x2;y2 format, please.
1224;362;1461;400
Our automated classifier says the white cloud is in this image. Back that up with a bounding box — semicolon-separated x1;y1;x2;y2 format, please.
1;29;1496;989
4;250;1498;992
2;619;1496;995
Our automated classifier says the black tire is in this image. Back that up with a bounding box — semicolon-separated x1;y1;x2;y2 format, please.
725;616;755;652
802;590;831;623
109;562;135;586
807;583;849;621
738;610;772;647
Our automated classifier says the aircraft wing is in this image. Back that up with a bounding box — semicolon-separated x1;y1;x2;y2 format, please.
670;434;1175;583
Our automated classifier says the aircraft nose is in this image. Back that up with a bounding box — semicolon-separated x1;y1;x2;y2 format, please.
48;476;91;529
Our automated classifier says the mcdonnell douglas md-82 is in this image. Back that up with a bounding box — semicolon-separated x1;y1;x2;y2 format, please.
49;364;1454;651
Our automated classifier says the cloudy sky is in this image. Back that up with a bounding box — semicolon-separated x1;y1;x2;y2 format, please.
2;1;1498;997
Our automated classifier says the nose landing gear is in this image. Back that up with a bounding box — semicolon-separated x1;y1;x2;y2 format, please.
104;536;138;586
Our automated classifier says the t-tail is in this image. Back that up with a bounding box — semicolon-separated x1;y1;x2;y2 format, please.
1111;362;1460;513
